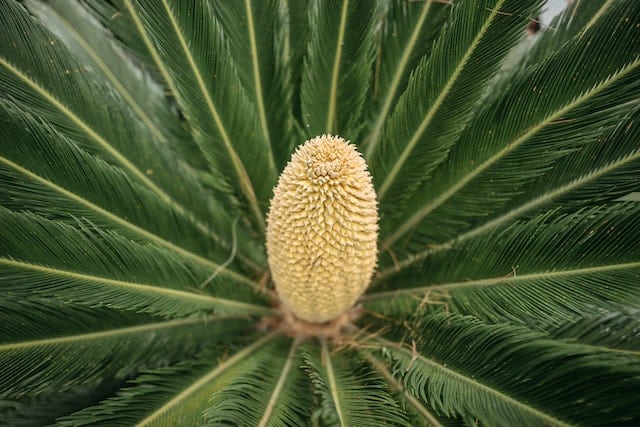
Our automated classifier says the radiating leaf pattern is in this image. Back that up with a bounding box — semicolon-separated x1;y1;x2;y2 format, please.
367;203;640;328
53;332;278;426
0;0;215;239
300;0;377;139
125;0;277;232
381;0;640;254
303;342;408;426
205;337;310;426
369;314;640;426
363;0;447;153
210;0;296;172
1;0;639;425
370;0;543;213
0;308;246;399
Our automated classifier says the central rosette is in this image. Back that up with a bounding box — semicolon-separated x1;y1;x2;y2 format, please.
266;135;379;323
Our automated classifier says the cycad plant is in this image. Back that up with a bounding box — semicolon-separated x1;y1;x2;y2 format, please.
1;0;639;425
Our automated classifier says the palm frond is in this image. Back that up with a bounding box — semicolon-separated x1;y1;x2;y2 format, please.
377;98;640;278
24;0;199;161
382;0;640;251
211;0;295;172
300;0;377;139
367;203;640;328
545;308;640;356
0;208;270;317
125;0;277;232
55;331;280;426
364;352;446;427
525;0;613;66
370;0;542;214
285;0;310;122
1;377;124;427
82;0;156;68
1;0;639;424
372;313;640;426
506;105;640;216
303;340;409;426
0;103;264;273
0;301;244;400
204;337;311;426
486;0;612;97
363;0;448;152
0;0;216;238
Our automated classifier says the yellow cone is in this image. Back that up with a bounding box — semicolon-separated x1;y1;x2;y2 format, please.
266;135;378;323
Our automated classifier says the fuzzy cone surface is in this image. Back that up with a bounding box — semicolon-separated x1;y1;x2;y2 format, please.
1;0;640;426
266;135;378;323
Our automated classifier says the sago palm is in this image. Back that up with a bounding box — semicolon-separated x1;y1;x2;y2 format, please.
1;0;639;425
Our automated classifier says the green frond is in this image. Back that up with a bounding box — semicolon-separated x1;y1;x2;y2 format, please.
285;0;311;130
205;337;311;426
0;103;265;272
24;0;201;164
126;0;277;231
211;0;296;172
546;308;640;356
0;208;270;318
364;352;446;427
487;0;613;96
367;203;640;327
303;341;409;426
0;302;245;401
443;203;640;327
382;0;640;251
377;96;640;279
1;379;124;427
82;0;157;68
506;104;640;216
525;0;613;66
300;0;377;139
370;0;542;212
372;313;640;426
363;0;448;153
55;331;279;426
0;0;215;237
1;0;639;424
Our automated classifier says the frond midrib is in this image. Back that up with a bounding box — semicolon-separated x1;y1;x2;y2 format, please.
244;0;273;158
364;352;443;427
257;339;299;427
0;257;272;316
382;59;640;250
374;338;572;427
581;1;614;36
0;316;203;351
0;56;220;246
558;340;640;357
44;4;170;149
369;260;640;299
122;0;184;121
158;0;267;231
0;155;256;286
376;145;640;281
382;56;640;250
325;0;350;134
321;339;346;426
363;0;434;159
376;0;507;201
135;331;280;427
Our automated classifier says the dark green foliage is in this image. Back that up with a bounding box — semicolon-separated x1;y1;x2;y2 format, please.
303;343;408;426
378;313;640;426
300;0;377;140
1;0;639;425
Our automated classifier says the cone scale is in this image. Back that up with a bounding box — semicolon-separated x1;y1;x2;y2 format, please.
266;135;378;324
